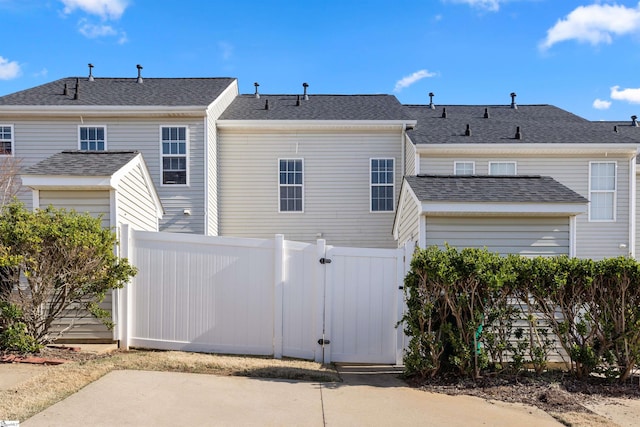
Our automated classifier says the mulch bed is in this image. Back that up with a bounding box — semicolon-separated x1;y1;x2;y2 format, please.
409;371;640;414
0;345;111;365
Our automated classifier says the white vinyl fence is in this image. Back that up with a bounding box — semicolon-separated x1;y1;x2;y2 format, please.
117;225;411;364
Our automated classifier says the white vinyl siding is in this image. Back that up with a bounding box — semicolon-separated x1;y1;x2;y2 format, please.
78;125;106;151
489;161;517;175
219;129;402;248
161;126;188;186
116;164;159;232
426;216;570;257
0;124;13;155
279;159;304;212
404;138;416;175
589;161;616;222
396;187;420;247
419;155;631;259
39;190;111;228
12;118;206;234
454;161;475;175
370;158;395;212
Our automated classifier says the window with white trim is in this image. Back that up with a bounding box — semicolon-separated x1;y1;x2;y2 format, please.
589;161;616;221
79;126;106;151
371;158;394;212
161;126;187;185
489;161;517;175
454;161;475;175
279;159;303;212
0;125;13;155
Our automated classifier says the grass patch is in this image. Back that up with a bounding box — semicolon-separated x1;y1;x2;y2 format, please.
0;349;339;422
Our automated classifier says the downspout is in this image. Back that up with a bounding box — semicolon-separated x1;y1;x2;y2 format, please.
401;124;406;176
203;115;209;235
629;155;637;258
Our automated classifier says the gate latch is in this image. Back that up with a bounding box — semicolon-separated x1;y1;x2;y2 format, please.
317;338;331;345
319;258;332;264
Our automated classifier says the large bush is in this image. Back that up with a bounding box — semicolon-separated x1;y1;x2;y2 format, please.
0;202;136;347
403;245;640;382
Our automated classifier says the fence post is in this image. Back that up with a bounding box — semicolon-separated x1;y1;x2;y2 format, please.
315;239;327;363
396;241;414;365
119;224;132;350
274;234;284;359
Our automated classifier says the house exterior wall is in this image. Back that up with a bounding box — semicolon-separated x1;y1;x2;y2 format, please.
116;164;159;232
404;138;416;175
205;81;239;236
218;128;403;248
419;154;631;259
396;187;420;247
10;117;206;233
425;216;570;257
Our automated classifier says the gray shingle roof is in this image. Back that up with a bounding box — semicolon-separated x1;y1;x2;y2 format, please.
23;151;140;176
0;78;236;106
219;94;413;121
594;122;640;161
405;104;639;144
404;175;588;204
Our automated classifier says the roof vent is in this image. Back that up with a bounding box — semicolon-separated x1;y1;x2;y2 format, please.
632;115;638;127
614;125;619;133
296;95;301;106
136;64;143;83
515;126;522;140
303;82;309;100
464;124;471;136
428;92;435;109
254;82;260;99
484;108;490;119
441;107;447;118
88;63;95;81
265;99;269;110
510;92;517;109
74;78;80;100
63;82;69;96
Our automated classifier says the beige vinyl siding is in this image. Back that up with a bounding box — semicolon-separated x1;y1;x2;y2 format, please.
116;164;159;231
37;189;113;341
396;187;420;247
11;117;206;234
205;81;238;236
39;190;111;227
420;154;631;259
219;129;402;248
426;216;570;257
404;138;416;175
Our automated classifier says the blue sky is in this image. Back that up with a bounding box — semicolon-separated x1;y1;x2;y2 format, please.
1;0;640;121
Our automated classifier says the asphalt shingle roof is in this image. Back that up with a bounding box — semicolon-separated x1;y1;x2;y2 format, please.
0;77;236;107
23;151;140;176
404;175;588;204
219;94;413;121
405;104;640;144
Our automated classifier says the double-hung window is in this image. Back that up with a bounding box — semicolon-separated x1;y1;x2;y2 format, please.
454;161;475;175
371;158;394;212
489;161;517;175
279;159;303;212
0;125;13;155
161;126;187;185
79;126;106;151
589;161;616;221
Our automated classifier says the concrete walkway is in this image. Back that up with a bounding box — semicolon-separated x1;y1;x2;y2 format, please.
21;366;562;426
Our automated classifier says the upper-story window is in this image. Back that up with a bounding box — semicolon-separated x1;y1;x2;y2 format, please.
79;126;106;151
454;161;475;175
279;159;303;212
161;126;188;185
0;125;13;155
589;161;616;221
489;161;517;175
371;158;394;212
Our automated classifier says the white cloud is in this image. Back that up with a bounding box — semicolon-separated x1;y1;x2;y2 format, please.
394;70;437;92
540;3;640;50
445;0;502;12
0;56;21;80
33;68;48;77
60;0;128;20
79;22;117;38
218;42;234;61
611;85;640;104
592;98;612;110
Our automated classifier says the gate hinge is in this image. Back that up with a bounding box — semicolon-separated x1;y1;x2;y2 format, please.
319;257;332;264
317;338;331;345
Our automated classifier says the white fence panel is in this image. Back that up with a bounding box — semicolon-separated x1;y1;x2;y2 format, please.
128;231;276;355
324;245;402;364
